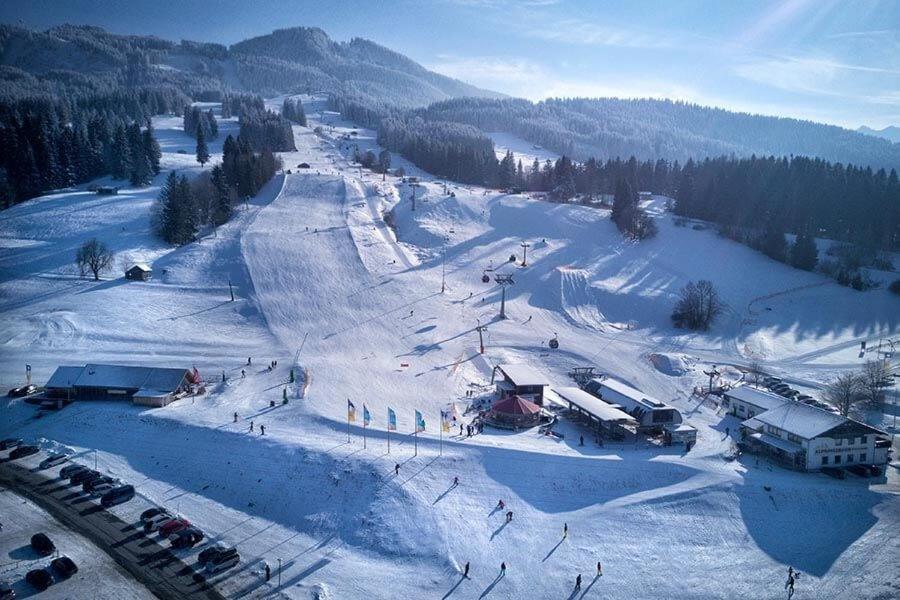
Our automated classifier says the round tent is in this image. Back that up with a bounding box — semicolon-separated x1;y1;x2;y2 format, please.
489;395;542;429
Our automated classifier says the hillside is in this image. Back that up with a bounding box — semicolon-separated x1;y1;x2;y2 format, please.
859;125;900;144
415;97;900;169
0;24;499;107
0;96;898;598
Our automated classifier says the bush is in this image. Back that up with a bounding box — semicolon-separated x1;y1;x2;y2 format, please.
889;279;900;295
672;280;722;330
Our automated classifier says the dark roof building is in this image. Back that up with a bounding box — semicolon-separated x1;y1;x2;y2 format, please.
44;364;191;407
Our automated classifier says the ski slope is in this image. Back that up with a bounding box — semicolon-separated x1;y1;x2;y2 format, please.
1;95;898;599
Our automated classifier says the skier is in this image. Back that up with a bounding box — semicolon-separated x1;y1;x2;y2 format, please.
526;315;532;323
265;562;271;581
597;562;603;577
460;424;465;436
250;421;254;432
241;369;246;378
410;309;414;317
395;463;400;476
260;425;265;436
453;476;459;486
497;499;505;510
575;574;582;590
464;562;470;578
786;572;795;599
579;434;584;446
563;523;568;538
222;371;226;383
500;562;506;576
506;511;513;523
233;412;238;423
248;357;252;365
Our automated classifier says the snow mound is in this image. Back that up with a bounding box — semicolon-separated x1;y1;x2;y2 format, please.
648;352;695;376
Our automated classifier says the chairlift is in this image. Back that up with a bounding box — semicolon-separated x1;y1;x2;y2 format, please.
548;333;559;349
508;254;517;263
481;270;491;283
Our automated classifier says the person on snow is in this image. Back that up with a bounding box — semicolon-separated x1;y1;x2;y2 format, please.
233;412;238;423
497;499;505;510
260;425;265;435
409;309;414;317
597;562;603;577
241;369;246;378
265;562;271;581
222;371;226;383
506;511;513;523
453;476;459;486
575;574;582;590
395;463;400;476
579;435;584;446
460;424;465;436
464;562;470;578
563;523;568;538
250;421;254;432
248;357;252;365
500;562;506;576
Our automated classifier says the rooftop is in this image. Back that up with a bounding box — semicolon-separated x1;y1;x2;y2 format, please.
497;364;549;387
555;386;637;423
130;263;152;272
752;402;848;439
491;395;541;415
594;378;669;410
725;385;789;412
45;364;189;393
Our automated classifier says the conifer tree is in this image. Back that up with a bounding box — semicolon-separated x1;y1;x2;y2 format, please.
196;126;210;165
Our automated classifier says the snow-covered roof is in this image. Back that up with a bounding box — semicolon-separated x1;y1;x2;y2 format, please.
45;366;86;389
594;378;670;411
555;386;637;423
129;263;152;272
497;364;548;387
491;395;541;415
748;431;803;454
752;402;848;439
46;364;189;393
725;385;788;411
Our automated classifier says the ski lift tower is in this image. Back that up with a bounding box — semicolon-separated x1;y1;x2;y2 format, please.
520;241;531;267
703;365;720;394
494;273;514;319
568;366;596;388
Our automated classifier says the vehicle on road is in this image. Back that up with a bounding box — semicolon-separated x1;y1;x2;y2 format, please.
83;475;116;493
205;547;240;574
30;533;55;556
70;469;99;485
140;507;167;524
0;439;22;451
9;445;39;460
171;527;205;549
60;464;86;479
159;518;191;538
0;580;14;600
39;453;69;469
7;385;37;397
25;569;52;591
197;543;231;565
51;556;78;578
100;484;135;508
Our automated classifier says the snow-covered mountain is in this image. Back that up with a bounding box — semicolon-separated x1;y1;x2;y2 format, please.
858;125;900;144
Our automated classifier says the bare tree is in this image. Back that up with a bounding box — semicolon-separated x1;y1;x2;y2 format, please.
860;360;891;409
672;280;723;330
747;361;765;386
824;372;862;416
75;238;114;281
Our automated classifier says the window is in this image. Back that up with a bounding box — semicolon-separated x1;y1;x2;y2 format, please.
821;456;829;465
787;433;803;444
859;453;866;462
737;405;745;414
834;455;841;464
836;438;843;446
847;454;854;463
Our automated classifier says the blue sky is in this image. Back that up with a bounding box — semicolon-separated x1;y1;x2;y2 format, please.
3;0;898;129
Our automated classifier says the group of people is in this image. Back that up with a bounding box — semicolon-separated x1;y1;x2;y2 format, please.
459;420;483;438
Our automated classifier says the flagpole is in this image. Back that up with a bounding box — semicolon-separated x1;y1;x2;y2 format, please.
363;417;367;450
440;416;443;456
414;428;418;457
347;398;351;443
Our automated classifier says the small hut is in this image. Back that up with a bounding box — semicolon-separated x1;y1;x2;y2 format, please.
125;263;152;281
488;395;542;429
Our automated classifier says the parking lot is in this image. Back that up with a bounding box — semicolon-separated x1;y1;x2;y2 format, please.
0;447;227;600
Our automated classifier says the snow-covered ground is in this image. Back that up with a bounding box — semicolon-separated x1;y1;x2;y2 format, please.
0;484;156;599
489;132;560;168
1;95;898;599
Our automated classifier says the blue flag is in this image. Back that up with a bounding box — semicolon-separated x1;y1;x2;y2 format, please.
415;410;426;433
387;407;397;431
363;404;371;427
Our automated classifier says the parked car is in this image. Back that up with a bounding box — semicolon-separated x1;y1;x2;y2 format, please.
762;377;782;387
144;513;175;533
90;481;117;497
0;580;14;600
777;389;797;398
100;484;135;508
205;547;240;574
51;556;78;578
0;438;22;450
25;569;52;591
847;465;870;477
9;445;39;460
796;394;814;402
30;533;55;556
140;507;167;524
71;469;99;485
170;527;204;549
7;385;37;397
197;543;231;565
159;518;191;538
60;464;86;479
84;475;116;493
39;453;69;469
867;465;882;476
